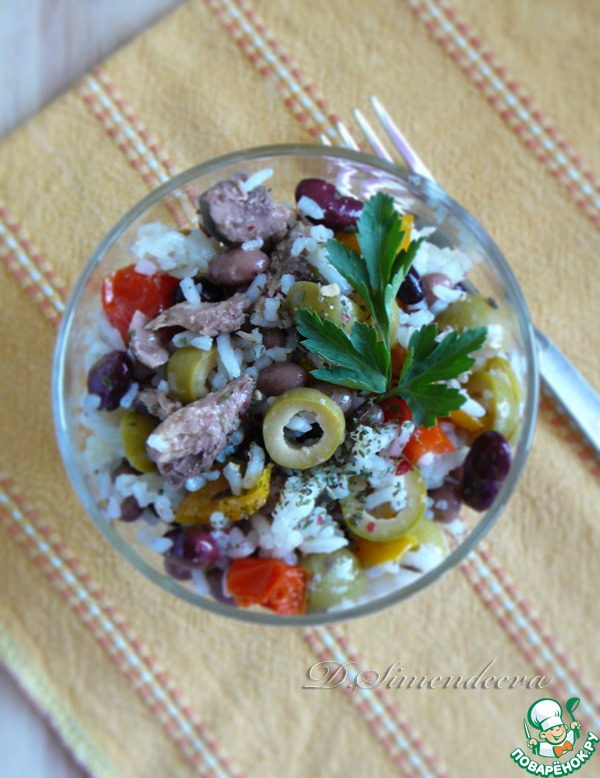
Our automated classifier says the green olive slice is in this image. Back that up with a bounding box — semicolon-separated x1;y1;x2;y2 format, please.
167;346;218;404
467;358;520;441
120;411;157;473
286;281;364;333
302;549;367;612
262;387;345;469
341;469;427;541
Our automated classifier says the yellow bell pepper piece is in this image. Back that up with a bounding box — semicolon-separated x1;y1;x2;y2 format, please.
219;464;273;521
350;534;417;568
336;215;413;255
176;465;273;524
449;409;484;433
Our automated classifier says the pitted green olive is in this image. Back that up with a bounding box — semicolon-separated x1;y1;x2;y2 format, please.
167;346;218;404
436;294;513;351
341;469;427;542
302;549;367;612
286;281;364;333
121;411;157;473
467;356;521;441
262;387;345;469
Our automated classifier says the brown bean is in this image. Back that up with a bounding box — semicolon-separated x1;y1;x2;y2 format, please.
422;273;453;306
430;479;462;524
209;248;269;287
262;329;286;349
309;380;355;415
257;362;308;396
119;495;142;523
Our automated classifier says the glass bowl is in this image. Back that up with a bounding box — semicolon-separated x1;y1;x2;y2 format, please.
52;144;538;626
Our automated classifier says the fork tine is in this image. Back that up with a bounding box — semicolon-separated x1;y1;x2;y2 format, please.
320;133;332;146
369;95;436;182
335;120;360;151
351;108;393;163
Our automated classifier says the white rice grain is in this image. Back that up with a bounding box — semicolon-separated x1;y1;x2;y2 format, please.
246;272;267;302
185;475;207;492
147;433;168;453
190;335;213;350
119;382;139;409
241;168;273;192
180;276;201;305
191;568;210;595
216;333;241;379
97;309;125;352
309;224;333;243
280;274;296;294
263;298;281;321
241;237;264;251
134;257;158;276
223;462;242;496
83;393;101;413
242;443;266;490
297;195;324;220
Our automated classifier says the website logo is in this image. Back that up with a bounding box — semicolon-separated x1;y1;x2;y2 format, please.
510;697;598;774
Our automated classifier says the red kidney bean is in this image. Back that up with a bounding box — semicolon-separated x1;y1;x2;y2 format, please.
209;248;269;287
87;351;133;410
295;178;363;231
398;266;424;305
461;431;511;511
309;380;355;415
261;329;287;349
257;362;308;396
166;527;220;568
422;273;453;306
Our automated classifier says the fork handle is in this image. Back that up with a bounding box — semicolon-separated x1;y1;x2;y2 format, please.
535;330;600;455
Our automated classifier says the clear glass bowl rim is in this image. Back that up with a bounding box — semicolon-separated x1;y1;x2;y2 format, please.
52;143;539;627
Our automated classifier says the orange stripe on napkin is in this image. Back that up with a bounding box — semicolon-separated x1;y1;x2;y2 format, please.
406;0;600;226
0;206;66;326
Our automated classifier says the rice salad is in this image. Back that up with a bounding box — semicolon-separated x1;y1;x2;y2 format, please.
81;171;523;616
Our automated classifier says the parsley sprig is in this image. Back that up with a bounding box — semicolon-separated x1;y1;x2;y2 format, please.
295;192;486;427
324;193;422;345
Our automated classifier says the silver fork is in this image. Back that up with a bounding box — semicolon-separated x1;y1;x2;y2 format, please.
325;96;600;456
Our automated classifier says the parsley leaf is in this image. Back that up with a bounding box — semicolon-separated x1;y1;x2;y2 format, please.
390;324;488;426
323;192;421;343
295;309;389;393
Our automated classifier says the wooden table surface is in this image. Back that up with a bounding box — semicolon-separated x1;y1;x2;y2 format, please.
0;2;185;774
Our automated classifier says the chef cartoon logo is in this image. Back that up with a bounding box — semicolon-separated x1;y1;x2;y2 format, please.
509;697;599;774
525;698;581;758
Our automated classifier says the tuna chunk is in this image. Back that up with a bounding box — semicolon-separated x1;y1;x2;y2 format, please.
146;375;253;486
266;221;314;293
199;174;290;246
129;311;170;368
146;293;250;335
134;388;182;421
